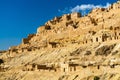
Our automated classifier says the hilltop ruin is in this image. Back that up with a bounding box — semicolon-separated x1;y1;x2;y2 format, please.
0;1;120;80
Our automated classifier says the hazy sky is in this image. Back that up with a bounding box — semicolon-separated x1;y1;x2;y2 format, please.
0;0;118;50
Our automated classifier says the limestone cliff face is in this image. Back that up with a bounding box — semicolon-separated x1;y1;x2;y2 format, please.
0;1;120;80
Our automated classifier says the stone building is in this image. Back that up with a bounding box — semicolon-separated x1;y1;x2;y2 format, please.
23;63;56;72
109;1;120;10
35;64;56;72
24;63;36;71
22;34;35;44
37;26;45;34
61;14;71;21
60;62;69;72
92;31;111;43
71;12;81;19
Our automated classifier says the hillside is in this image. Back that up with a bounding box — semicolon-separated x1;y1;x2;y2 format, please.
0;1;120;80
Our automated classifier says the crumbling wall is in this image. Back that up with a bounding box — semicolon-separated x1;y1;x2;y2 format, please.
71;12;81;19
60;62;69;72
22;34;35;44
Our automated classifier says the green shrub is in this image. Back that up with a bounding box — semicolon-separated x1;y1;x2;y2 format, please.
94;76;100;80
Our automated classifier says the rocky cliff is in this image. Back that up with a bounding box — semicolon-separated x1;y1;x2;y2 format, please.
0;1;120;80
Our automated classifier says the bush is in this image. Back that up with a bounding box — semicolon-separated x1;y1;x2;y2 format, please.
94;76;100;80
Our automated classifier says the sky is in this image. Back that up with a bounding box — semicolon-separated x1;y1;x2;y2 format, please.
0;0;118;50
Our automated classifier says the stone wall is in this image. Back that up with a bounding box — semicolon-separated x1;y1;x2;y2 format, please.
71;12;81;19
22;34;35;44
